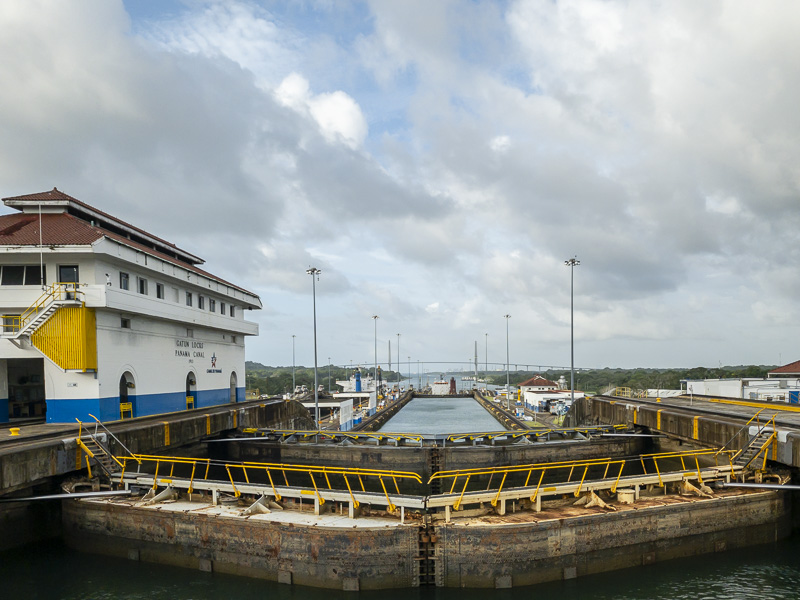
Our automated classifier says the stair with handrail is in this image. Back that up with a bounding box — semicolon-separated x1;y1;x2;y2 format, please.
1;283;84;339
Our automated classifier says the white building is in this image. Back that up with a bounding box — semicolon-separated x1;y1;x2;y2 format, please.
683;361;800;404
0;188;261;423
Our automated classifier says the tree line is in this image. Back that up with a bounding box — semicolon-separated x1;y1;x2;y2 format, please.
247;361;776;396
245;361;404;396
486;365;775;394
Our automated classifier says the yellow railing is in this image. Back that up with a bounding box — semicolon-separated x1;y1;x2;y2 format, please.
1;283;82;334
429;448;737;511
638;448;736;486
118;454;423;512
730;413;779;471
186;396;195;410
707;397;800;414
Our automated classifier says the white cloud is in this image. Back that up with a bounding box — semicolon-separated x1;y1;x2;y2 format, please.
2;0;799;369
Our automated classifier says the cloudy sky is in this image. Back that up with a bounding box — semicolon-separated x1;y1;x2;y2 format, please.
1;0;798;371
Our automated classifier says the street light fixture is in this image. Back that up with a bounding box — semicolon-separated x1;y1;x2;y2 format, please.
565;257;580;405
307;267;321;427
328;356;331;394
504;315;511;410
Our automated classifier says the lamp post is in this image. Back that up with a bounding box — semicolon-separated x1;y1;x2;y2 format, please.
372;315;379;392
291;335;296;393
307;267;321;427
397;333;401;386
565;257;580;405
328;357;331;394
485;332;488;380
504;314;511;410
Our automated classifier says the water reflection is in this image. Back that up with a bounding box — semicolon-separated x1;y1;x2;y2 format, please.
378;396;507;434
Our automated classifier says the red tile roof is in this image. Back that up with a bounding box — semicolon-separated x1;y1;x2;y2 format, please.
519;375;558;388
3;188;201;264
0;212;103;246
0;194;258;302
769;360;800;375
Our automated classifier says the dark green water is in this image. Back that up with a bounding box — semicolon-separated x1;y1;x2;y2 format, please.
2;536;800;599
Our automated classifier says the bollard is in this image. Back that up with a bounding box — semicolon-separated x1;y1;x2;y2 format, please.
9;427;20;436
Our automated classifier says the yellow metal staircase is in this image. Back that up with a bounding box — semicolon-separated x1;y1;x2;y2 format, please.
2;283;97;371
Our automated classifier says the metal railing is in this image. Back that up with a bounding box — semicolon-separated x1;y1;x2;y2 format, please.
75;415;140;471
428;448;738;511
100;448;752;519
116;454;424;513
242;424;629;447
1;282;83;335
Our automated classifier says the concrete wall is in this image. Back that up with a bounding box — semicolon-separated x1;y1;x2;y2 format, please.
63;500;419;590
61;490;789;590
436;491;789;588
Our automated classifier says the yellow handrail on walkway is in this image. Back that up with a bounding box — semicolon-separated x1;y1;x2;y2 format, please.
117;454;423;508
707;397;800;414
429;448;736;511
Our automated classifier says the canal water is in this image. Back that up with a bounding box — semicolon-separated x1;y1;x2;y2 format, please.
3;535;800;599
377;396;506;434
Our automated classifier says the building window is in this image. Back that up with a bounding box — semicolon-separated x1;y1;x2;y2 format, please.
0;265;45;286
220;302;226;315
185;292;192;306
230;305;235;317
1;266;24;285
209;298;216;312
120;272;129;290
198;295;205;310
156;283;164;299
25;265;44;286
186;328;194;338
121;318;131;329
231;335;237;344
137;277;148;295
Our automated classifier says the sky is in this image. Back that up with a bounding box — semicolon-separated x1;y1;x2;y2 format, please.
1;0;799;371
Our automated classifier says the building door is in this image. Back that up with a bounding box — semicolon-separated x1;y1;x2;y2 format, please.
230;372;238;403
119;372;135;419
6;358;45;420
186;372;197;409
58;265;79;299
58;265;79;284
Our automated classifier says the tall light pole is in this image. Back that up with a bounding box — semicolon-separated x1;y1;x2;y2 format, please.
328;357;331;394
397;333;401;385
291;334;296;393
504;314;511;410
565;257;580;405
307;267;321;427
372;315;379;391
485;332;488;379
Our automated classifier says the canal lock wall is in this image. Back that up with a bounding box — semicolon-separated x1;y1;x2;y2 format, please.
61;488;790;590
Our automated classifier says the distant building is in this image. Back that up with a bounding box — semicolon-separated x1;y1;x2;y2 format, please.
683;361;800;404
0;188;261;423
768;361;800;379
519;375;558;394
